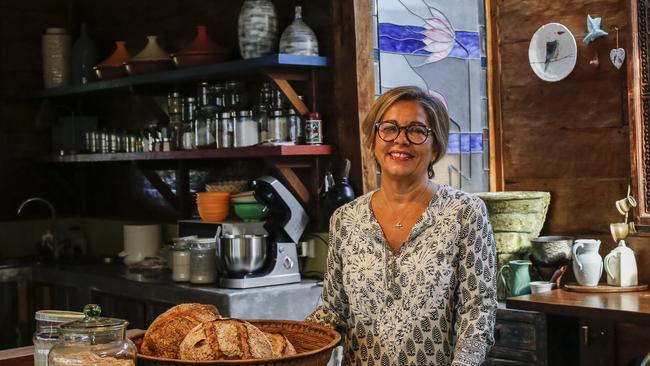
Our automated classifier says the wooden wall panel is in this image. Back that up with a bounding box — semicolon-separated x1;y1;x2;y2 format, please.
492;0;650;282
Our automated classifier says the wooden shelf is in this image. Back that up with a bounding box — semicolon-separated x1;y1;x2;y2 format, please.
42;145;332;163
32;54;328;98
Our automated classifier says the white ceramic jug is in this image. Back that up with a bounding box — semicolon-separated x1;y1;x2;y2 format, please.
572;239;602;286
604;240;638;286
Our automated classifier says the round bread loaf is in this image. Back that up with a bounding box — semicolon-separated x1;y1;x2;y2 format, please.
264;332;297;357
140;303;221;359
179;319;274;360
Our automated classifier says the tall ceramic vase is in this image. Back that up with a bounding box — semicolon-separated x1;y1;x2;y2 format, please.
279;6;319;56
71;23;98;84
572;239;603;286
238;0;277;59
42;28;71;88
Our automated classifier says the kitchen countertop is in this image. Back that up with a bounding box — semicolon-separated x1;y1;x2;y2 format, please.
2;262;324;320
506;288;650;324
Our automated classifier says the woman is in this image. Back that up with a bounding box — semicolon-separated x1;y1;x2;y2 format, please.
307;86;497;366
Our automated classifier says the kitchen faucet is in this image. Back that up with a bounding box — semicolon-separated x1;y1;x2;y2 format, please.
16;197;62;260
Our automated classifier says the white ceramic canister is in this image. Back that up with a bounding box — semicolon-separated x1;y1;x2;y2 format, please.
42;28;71;88
238;0;278;59
120;224;161;264
572;239;603;287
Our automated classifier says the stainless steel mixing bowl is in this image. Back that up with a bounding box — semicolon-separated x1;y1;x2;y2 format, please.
218;234;268;275
530;236;574;266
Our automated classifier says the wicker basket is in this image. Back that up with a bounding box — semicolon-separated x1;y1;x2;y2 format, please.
132;320;341;366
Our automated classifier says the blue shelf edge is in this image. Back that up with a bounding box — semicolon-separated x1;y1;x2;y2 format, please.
32;54;329;98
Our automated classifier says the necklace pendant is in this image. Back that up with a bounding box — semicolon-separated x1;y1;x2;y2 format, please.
395;222;403;229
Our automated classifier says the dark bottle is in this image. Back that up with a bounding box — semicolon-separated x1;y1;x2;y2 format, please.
71;23;98;84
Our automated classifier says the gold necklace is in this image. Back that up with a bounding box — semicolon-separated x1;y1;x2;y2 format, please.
380;181;430;229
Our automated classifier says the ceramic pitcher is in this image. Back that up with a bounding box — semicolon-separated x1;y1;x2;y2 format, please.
572;239;602;286
498;260;532;297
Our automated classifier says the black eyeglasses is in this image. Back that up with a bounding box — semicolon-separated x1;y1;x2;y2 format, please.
375;121;432;145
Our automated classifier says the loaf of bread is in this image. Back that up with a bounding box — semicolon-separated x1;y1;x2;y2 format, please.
140;303;221;359
178;319;274;360
264;332;297;357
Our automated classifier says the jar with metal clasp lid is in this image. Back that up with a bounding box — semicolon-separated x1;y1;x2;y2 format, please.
189;238;218;284
48;304;136;366
33;310;84;366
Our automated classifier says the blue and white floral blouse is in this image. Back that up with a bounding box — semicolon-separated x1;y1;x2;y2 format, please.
307;184;497;366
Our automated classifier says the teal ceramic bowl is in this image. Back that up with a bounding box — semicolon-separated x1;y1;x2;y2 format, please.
233;202;269;222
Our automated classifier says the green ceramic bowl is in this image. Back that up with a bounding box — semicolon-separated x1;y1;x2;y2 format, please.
233;202;269;222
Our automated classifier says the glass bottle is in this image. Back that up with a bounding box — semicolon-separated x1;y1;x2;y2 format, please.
167;92;183;150
234;110;259;147
268;109;288;142
254;82;273;142
197;82;214;108
48;304;136;366
33;310;84;366
181;97;197;150
225;81;247;110
189;238;217;284
212;84;226;111
216;112;234;148
287;106;303;144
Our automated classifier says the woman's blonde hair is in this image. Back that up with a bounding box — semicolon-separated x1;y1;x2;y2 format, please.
362;86;450;168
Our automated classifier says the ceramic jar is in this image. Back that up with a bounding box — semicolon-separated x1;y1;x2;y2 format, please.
238;0;277;59
42;28;71;88
572;239;602;286
279;6;319;56
71;23;97;84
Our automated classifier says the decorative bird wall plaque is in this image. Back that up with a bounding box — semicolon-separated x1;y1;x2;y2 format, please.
583;14;608;44
528;23;577;82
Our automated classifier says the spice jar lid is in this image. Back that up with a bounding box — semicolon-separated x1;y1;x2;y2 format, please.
60;304;128;334
35;310;84;323
220;112;233;119
271;109;284;117
238;110;252;117
306;112;321;119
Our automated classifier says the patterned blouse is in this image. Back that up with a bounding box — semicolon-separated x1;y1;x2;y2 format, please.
307;184;497;366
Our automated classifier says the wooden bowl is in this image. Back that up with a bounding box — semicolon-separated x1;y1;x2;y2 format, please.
132;320;340;366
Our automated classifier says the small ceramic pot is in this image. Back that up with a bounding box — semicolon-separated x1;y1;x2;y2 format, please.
529;281;554;294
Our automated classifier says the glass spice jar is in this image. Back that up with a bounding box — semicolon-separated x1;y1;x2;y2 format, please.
287;107;303;144
234;110;259;147
33;310;84;366
268;109;288;142
189;238;217;284
216;112;234;148
48;304;136;366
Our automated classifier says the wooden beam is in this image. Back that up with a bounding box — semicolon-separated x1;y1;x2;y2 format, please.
266;74;310;116
138;166;179;211
486;0;504;192
269;163;311;205
331;0;375;193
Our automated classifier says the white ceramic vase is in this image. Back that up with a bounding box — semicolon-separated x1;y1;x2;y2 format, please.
42;28;71;88
572;239;602;287
238;0;277;59
279;6;319;56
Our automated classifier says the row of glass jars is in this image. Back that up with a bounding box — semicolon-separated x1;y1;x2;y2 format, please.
171;236;217;285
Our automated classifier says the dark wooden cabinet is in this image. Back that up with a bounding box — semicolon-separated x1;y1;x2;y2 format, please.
485;308;547;366
507;290;650;366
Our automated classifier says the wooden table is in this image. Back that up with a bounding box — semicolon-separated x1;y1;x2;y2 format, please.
506;289;650;366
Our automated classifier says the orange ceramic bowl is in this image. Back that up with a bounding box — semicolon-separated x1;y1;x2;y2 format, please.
197;206;229;222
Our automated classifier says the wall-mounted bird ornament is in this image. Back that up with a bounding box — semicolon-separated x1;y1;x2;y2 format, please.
583;14;608;44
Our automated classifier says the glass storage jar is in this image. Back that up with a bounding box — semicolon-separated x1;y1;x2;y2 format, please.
234;110;259;147
216;112;234;148
268;109;288;142
171;237;195;282
33;310;84;366
189;238;217;284
48;304;136;366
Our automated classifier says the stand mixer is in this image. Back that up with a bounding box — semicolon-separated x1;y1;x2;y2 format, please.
217;176;308;289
